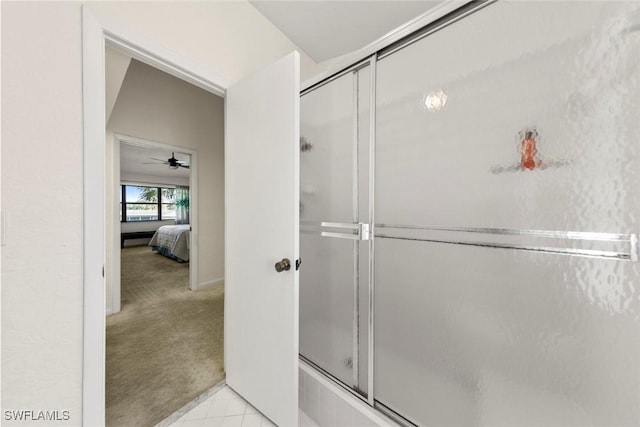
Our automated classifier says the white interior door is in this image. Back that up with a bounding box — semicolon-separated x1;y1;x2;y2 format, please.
225;52;300;427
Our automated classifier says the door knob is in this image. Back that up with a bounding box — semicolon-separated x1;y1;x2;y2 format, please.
275;258;291;272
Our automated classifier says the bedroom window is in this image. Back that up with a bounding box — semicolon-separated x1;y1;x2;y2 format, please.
120;185;177;222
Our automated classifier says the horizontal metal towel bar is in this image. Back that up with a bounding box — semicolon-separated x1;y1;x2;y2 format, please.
375;224;631;242
375;224;638;262
374;234;633;260
301;221;638;261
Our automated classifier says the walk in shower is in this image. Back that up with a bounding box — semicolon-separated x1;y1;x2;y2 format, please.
300;1;640;426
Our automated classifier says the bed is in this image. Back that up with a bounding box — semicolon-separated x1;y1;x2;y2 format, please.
148;224;190;262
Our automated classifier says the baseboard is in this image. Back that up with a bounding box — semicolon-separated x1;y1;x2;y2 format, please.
196;277;224;290
106;305;121;317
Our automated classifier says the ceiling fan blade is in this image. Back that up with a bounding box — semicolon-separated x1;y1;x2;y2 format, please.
146;154;187;168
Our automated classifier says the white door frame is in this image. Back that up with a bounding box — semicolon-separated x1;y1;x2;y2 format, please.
110;134;199;315
82;6;230;425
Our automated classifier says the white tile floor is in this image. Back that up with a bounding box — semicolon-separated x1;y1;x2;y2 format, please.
169;385;318;427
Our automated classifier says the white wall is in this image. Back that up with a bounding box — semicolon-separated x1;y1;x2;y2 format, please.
2;2;84;423
1;2;320;424
91;1;322;83
105;47;131;122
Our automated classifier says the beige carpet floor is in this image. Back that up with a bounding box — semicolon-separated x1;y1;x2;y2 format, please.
106;246;225;427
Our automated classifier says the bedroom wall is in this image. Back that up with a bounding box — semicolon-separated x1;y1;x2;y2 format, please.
1;2;320;424
105;47;131;123
107;59;225;312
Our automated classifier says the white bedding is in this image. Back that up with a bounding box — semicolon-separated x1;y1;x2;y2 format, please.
149;224;190;261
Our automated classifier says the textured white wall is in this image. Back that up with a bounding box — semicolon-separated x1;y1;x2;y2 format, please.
1;1;319;424
1;2;85;424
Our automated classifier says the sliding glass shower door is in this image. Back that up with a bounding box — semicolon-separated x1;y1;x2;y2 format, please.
373;1;640;426
300;64;371;394
300;1;640;426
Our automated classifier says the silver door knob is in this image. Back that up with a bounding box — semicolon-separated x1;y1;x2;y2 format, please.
275;258;291;272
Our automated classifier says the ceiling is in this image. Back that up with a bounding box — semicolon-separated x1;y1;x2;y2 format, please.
120;144;190;180
250;1;442;62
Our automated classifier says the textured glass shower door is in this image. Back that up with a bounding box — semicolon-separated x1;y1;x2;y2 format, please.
300;65;371;394
374;1;640;426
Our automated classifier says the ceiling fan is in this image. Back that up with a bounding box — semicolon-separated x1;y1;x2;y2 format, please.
147;152;190;169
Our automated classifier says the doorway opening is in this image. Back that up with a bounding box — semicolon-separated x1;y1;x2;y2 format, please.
104;53;225;426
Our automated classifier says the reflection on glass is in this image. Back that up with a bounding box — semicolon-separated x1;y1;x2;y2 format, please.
423;89;448;112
